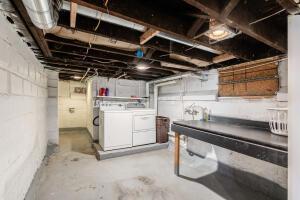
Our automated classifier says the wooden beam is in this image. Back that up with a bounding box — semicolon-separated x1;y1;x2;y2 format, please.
39;55;179;73
10;0;52;57
66;0;278;60
45;34;199;69
140;28;160;45
187;18;206;38
57;12;215;62
213;53;236;63
220;0;240;19
68;0;266;59
45;64;161;78
70;2;78;28
184;0;287;53
42;61;170;76
277;0;300;14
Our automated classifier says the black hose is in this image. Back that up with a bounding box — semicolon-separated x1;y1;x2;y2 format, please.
93;116;99;126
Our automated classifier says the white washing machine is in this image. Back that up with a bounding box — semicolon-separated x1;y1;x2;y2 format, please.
99;110;133;151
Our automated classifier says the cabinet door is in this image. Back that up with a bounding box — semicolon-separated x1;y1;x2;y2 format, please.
133;115;156;131
133;130;156;146
104;112;133;150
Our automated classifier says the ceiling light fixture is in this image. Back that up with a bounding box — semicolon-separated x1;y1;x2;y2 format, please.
136;63;149;71
205;19;239;43
73;75;82;80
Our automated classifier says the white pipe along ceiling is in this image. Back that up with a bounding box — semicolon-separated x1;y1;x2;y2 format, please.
61;1;221;54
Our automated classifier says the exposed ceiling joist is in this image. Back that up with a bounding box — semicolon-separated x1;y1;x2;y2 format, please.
44;62;167;77
47;64;161;78
68;0;263;60
10;0;52;57
140;28;160;45
39;55;182;73
183;0;287;53
70;2;78;28
220;0;240;19
277;0;300;14
45;33;200;69
187;18;206;38
57;11;215;63
213;53;236;63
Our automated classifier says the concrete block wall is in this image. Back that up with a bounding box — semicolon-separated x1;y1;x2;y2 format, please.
46;70;59;145
86;79;94;138
58;80;87;128
156;63;288;196
0;13;48;200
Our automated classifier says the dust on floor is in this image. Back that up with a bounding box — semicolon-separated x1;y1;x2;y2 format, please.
25;129;273;200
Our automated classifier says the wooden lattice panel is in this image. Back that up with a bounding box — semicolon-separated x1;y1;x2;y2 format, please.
218;59;279;97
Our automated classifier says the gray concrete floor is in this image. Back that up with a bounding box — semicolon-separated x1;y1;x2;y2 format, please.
26;129;272;200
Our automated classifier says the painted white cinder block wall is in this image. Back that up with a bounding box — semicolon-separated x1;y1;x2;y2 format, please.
157;61;288;190
46;70;59;144
0;13;48;200
288;15;300;200
58;80;87;128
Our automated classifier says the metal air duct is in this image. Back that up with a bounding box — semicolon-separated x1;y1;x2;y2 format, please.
22;0;62;29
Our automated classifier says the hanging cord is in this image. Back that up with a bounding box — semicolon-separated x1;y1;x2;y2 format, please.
83;10;103;60
93;116;99;126
80;68;90;82
159;41;173;57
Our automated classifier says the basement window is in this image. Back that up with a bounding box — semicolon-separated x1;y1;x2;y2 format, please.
218;59;279;97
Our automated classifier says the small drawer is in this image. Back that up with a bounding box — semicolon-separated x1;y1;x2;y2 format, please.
133;115;155;131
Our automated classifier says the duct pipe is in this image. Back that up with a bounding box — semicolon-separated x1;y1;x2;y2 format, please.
147;72;196;84
153;80;177;114
22;0;62;29
146;72;193;108
61;1;221;54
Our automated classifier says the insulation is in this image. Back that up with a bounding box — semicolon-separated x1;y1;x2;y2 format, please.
46;26;139;51
169;53;210;67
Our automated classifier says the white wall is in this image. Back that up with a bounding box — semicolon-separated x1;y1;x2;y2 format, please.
46;70;59;144
58;80;87;128
288;15;300;200
0;13;48;200
158;62;288;124
156;62;288;192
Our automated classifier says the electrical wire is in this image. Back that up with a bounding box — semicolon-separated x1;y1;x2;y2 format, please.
80;68;91;82
93;116;99;126
249;9;285;25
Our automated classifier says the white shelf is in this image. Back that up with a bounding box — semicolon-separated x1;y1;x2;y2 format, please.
95;96;147;100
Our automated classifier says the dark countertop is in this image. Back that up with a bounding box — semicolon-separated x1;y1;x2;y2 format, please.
173;120;288;151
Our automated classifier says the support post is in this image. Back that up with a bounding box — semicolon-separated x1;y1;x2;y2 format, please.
288;15;300;200
174;132;180;175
